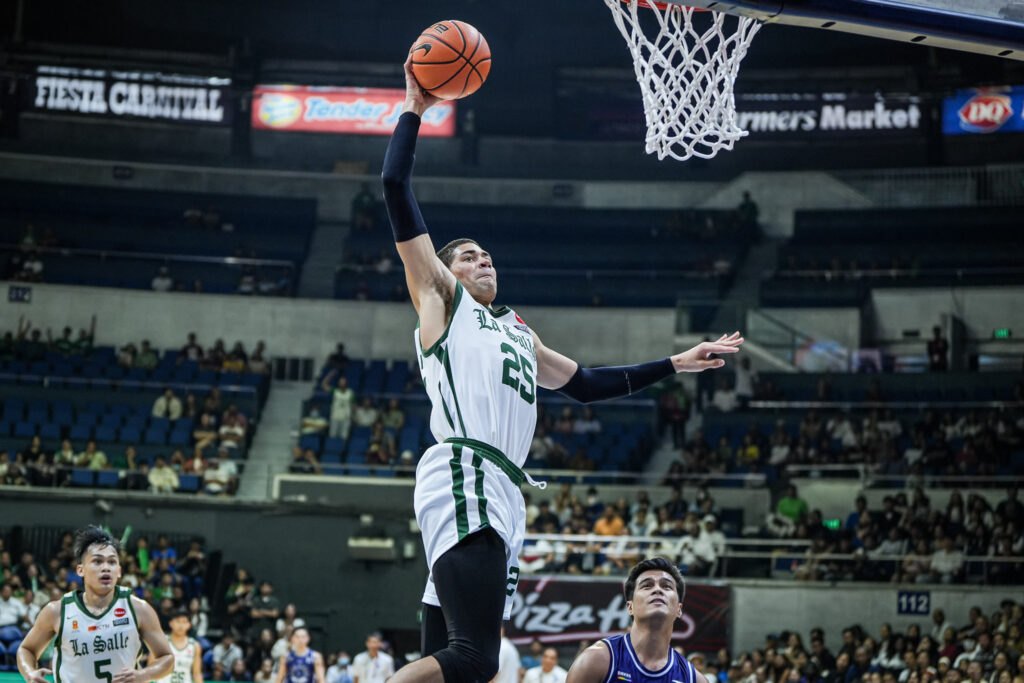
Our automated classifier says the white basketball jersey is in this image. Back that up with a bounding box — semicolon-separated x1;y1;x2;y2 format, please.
156;637;198;683
55;587;143;683
416;281;538;466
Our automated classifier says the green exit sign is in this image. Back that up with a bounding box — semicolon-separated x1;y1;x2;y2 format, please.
994;328;1012;339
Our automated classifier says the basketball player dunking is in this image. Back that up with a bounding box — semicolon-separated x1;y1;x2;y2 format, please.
17;526;174;683
383;52;743;683
567;558;701;683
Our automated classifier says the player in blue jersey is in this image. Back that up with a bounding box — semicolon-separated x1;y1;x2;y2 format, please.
567;558;702;683
275;627;325;683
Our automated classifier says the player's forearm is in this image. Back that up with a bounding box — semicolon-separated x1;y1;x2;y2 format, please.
16;646;39;679
557;359;675;404
381;112;429;243
138;654;174;682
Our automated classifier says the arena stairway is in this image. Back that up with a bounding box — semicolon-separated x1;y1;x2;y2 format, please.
235;381;311;500
298;220;349;299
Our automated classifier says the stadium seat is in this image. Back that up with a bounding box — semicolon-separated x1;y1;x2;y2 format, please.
178;475;200;493
96;470;121;487
70;469;95;487
119;426;142;443
169;429;191;445
299;434;322;453
39;423;62;440
94;425;117;442
13;422;35;438
144;429;167;445
0;626;21;644
323;437;346;455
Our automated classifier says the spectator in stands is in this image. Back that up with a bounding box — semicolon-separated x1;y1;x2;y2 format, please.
353;397;379;429
0;582;27;628
194;413;219;446
136;340;159;370
530;425;567;467
230;658;253;682
203;340;227;372
573;407;602;434
353;632;394;683
153;388;183;421
151;266;174;292
554;407;576;434
301;405;328;436
593;505;625;536
326;343;350;372
322;376;355;440
290;447;322;474
215;633;245;673
898;539;933;584
326;652;354;683
18;250;44;282
249;346;270;375
351;182;377;230
712;378;738;413
179;333;204;363
567;447;595;472
255;659;276;683
381;398;405;431
219;414;246;451
149;457;179;493
203;450;238;496
928;326;950;372
777;485;809;524
929;537;965;584
77;440;108;470
523;647;567;683
694;514;727;576
735;357;758;408
117;342;138;368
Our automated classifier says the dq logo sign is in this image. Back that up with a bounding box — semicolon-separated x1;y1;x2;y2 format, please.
958;93;1014;133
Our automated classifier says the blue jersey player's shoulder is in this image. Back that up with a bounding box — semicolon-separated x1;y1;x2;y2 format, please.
600;633;696;683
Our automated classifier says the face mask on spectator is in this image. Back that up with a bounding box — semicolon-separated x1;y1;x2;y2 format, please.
338;658;350;667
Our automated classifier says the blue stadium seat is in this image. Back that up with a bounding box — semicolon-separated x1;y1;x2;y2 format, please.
96;470;121;487
320;453;342;465
100;414;122;429
0;422;9;437
70;469;95;487
299;434;322;453
13;422;35;438
0;626;21;644
178;475;200;492
93;425;117;442
119;426;142;443
69;424;92;441
150;417;171;432
104;366;126;380
110;404;132;417
39;423;62;440
26;410;48;424
144;429;167;445
169;430;191;446
123;415;147;430
28;399;47;413
323;437;346;455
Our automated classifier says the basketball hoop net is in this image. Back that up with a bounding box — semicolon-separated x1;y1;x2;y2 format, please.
604;0;761;161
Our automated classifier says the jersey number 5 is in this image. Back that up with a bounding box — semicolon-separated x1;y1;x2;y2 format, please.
94;659;113;683
500;343;535;405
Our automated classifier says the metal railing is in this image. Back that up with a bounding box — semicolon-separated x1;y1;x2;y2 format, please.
834;164;1024;207
519;532;1024;582
0;242;294;270
0;370;259;397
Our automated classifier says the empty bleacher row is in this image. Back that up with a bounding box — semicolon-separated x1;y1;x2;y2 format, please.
1;180;316;294
762;205;1024;307
338;204;750;306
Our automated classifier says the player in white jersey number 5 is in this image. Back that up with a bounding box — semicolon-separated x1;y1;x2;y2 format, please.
17;526;173;683
382;52;744;683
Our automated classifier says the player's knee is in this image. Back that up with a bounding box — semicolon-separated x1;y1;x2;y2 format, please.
438;641;499;682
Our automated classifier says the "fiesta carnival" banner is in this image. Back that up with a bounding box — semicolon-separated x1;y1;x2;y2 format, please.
251;85;456;136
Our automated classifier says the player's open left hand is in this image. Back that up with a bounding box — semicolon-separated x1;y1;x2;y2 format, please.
670;331;744;372
112;667;140;683
25;668;52;683
402;52;442;116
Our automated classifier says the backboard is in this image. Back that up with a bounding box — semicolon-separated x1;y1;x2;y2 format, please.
669;0;1024;60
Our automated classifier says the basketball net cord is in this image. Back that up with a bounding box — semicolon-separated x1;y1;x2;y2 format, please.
604;0;761;161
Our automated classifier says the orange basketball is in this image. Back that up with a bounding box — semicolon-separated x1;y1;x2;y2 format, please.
410;20;491;100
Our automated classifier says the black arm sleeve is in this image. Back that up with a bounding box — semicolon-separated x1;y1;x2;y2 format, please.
381;111;429;243
557;358;675;404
